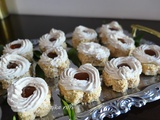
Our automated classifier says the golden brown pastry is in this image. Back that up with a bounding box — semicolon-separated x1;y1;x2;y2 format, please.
0;54;31;89
77;42;110;66
103;56;142;92
3;39;33;61
39;28;67;52
72;25;98;48
7;77;52;120
58;63;101;105
132;44;160;75
38;47;70;78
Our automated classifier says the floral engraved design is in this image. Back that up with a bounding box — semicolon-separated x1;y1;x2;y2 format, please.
77;82;160;120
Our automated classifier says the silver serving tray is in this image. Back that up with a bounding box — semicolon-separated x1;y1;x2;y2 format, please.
49;75;160;120
31;35;160;120
78;78;160;120
1;34;160;120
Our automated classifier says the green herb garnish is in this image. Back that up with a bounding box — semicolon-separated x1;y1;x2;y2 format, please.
133;34;144;47
58;95;76;120
13;115;16;120
67;48;81;67
33;50;42;61
35;64;45;79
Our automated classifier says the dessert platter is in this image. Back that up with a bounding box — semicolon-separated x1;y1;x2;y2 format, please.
0;21;160;120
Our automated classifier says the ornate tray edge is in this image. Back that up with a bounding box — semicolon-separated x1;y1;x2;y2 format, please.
76;82;160;120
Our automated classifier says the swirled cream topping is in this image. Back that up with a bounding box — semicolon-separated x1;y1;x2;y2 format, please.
132;44;160;65
107;32;135;50
7;77;48;112
77;42;110;60
3;39;33;57
39;28;66;51
99;21;123;37
104;56;142;79
59;63;101;92
72;25;97;41
0;54;31;80
38;47;68;67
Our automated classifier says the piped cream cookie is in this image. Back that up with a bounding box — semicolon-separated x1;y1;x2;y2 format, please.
99;21;123;45
39;28;67;52
132;44;160;75
104;32;135;57
72;25;98;48
58;63;101;105
103;56;142;92
77;42;110;66
7;77;52;120
38;47;70;78
3;39;33;61
0;54;31;89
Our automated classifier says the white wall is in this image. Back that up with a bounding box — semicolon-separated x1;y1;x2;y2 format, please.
5;0;160;20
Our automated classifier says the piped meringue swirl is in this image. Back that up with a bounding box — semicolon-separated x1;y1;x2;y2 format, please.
7;77;48;112
38;47;68;67
107;32;135;50
39;28;66;51
0;54;31;80
132;44;160;65
104;56;142;79
77;42;110;60
59;63;101;92
72;25;97;41
99;21;123;37
3;39;33;58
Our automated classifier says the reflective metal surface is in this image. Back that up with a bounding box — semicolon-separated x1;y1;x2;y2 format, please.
1;38;160;120
77;82;160;120
31;38;160;120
